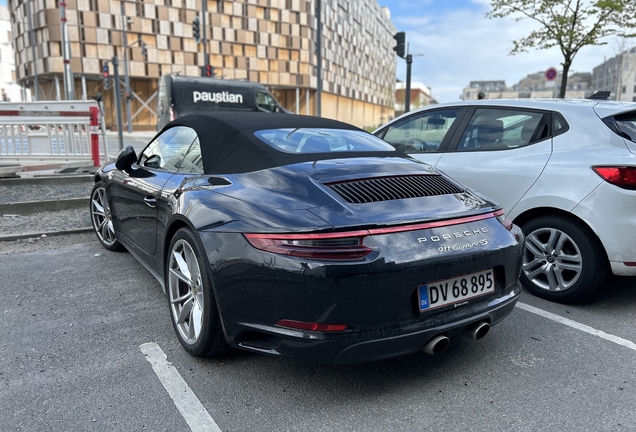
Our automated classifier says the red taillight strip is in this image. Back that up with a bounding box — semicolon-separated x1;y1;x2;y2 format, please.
244;211;502;240
244;230;369;240
367;211;502;235
276;319;348;332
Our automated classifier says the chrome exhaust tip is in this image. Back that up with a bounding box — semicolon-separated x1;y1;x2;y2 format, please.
463;321;490;340
422;335;450;355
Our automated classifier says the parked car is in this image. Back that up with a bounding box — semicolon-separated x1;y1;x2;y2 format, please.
90;112;523;364
374;97;636;303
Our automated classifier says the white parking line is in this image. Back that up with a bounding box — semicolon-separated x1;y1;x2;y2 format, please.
516;302;636;351
140;342;222;432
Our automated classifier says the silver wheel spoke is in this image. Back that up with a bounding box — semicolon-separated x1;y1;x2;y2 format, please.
107;220;115;238
100;221;109;240
184;247;201;285
173;250;192;285
524;238;544;258
554;232;569;255
524;261;547;279
191;296;203;338
171;291;193;305
546;229;559;253
92;199;105;215
170;266;193;286
178;298;194;324
545;265;559;290
554;268;571;289
555;260;582;272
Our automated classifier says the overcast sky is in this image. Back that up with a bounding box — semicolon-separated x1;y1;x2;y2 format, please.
378;0;629;103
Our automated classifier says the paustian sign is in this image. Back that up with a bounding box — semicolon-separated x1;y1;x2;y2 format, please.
193;91;244;104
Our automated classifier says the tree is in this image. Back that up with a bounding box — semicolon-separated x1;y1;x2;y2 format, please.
487;0;636;98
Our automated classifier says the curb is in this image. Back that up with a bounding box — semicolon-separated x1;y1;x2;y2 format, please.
0;227;93;242
0;198;87;215
0;175;94;186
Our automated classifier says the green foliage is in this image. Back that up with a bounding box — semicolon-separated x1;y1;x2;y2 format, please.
487;0;636;97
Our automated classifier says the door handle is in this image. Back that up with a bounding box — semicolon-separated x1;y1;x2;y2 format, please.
144;196;157;207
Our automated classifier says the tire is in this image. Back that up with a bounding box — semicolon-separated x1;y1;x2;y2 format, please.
90;182;125;252
166;227;228;356
520;215;608;303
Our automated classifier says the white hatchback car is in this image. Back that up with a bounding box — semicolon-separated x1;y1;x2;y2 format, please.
374;97;636;303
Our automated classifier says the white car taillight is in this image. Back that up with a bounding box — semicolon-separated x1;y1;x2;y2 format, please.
592;166;636;190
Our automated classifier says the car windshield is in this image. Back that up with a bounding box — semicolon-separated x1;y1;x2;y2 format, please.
254;128;396;153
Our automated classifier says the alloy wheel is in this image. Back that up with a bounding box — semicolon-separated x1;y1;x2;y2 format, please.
522;227;583;292
91;186;117;247
168;239;205;345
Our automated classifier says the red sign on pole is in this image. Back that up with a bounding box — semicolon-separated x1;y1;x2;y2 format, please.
546;67;558;81
89;106;101;167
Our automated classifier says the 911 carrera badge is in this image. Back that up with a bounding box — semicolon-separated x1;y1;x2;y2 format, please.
437;239;488;253
416;227;489;253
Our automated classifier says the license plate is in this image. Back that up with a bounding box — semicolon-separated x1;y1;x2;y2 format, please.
418;269;494;312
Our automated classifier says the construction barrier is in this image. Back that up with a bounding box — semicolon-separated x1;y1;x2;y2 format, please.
0;101;107;166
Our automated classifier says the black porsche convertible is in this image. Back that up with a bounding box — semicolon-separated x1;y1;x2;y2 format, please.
90;112;523;364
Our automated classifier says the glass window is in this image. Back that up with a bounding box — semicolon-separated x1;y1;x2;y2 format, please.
255;92;278;113
613;111;636;143
178;137;204;174
254;128;395;153
382;109;460;153
456;109;547;152
139;126;197;172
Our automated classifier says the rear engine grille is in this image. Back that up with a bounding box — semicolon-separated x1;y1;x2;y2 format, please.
324;174;465;204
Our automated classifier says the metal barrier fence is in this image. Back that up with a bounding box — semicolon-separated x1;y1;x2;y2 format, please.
0;101;107;166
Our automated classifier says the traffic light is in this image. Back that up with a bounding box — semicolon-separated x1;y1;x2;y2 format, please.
193;16;201;44
205;64;215;77
393;31;406;58
141;41;148;58
102;64;110;90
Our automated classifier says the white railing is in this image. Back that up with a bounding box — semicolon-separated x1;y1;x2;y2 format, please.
0;101;107;165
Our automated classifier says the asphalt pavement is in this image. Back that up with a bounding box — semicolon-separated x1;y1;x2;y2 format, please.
0;234;634;431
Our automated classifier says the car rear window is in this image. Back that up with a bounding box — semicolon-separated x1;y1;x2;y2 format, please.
611;111;636;143
254;128;396;153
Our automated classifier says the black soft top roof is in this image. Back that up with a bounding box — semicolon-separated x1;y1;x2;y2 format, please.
160;113;401;174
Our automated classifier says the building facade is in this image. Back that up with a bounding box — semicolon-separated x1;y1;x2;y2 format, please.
394;81;436;117
0;6;22;102
8;0;396;129
592;47;636;102
462;72;593;100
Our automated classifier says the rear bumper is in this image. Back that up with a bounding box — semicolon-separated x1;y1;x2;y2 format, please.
230;284;521;364
573;182;636;275
200;219;523;364
610;261;636;277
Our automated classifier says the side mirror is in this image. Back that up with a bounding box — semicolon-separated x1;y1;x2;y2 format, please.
115;146;137;172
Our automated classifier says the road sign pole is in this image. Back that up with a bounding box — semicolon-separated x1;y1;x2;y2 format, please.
405;54;412;113
112;56;124;152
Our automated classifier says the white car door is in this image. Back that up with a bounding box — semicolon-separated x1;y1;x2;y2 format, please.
433;107;553;215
